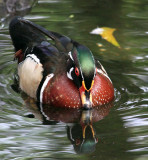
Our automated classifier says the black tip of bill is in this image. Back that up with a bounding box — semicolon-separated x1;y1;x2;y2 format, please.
83;101;92;110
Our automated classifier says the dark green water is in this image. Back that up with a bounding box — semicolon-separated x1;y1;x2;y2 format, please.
0;0;148;159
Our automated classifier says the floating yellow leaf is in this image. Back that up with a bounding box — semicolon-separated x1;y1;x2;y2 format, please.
90;27;120;48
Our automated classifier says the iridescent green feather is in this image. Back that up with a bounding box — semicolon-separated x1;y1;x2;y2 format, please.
76;46;95;76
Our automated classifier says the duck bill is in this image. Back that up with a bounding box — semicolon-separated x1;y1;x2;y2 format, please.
79;80;93;109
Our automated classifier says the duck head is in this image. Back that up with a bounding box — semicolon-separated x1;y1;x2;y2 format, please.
67;44;96;109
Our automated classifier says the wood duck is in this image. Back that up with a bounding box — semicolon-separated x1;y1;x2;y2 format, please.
9;17;114;109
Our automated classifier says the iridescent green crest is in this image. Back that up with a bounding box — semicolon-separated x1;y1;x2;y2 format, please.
77;46;95;76
71;45;95;89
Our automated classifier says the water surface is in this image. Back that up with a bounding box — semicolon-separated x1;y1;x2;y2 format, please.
0;0;148;159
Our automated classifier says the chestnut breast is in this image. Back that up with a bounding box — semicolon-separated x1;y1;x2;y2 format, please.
42;72;114;108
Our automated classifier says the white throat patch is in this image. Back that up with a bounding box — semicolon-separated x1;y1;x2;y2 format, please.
67;67;74;80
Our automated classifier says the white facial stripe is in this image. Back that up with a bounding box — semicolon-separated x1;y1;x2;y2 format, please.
97;68;112;83
101;65;107;75
40;73;54;103
79;64;84;79
67;67;74;80
68;51;74;61
26;54;40;64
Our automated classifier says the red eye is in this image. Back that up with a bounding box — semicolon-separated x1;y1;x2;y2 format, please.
75;67;79;76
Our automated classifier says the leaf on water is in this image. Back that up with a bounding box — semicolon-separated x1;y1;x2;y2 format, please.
90;27;120;48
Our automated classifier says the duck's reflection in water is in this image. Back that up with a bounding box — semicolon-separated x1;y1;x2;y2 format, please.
67;110;98;154
22;93;113;154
